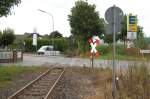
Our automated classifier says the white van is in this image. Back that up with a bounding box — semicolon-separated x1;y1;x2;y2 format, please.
37;45;60;56
37;45;53;55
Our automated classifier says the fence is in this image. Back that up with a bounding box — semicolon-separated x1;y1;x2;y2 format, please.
0;50;23;63
44;51;60;56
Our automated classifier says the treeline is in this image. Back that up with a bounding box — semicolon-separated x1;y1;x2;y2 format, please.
0;28;15;48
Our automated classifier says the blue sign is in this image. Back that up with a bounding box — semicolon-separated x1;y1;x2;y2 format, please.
129;16;136;24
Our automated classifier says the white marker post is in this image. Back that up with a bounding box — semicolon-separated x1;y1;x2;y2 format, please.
32;33;37;52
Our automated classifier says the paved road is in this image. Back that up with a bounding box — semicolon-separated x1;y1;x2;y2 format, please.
1;54;150;69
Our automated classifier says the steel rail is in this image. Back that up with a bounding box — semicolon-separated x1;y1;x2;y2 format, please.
44;68;65;99
8;69;50;99
7;67;65;99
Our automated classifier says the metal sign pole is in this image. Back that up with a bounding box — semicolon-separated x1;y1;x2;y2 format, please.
112;5;116;99
92;53;94;69
105;5;123;99
36;45;37;53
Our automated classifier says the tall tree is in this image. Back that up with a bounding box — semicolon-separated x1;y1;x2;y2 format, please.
1;28;16;48
117;15;127;44
0;0;21;17
133;26;146;49
49;31;63;38
68;0;105;54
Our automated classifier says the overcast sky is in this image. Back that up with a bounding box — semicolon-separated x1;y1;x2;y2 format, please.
0;0;150;37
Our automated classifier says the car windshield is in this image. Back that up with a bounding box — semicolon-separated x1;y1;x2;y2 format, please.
38;46;47;51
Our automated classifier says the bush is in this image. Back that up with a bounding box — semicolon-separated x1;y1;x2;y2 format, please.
125;48;139;56
116;44;126;55
134;39;149;49
96;44;141;57
25;38;37;52
24;38;68;52
54;38;68;52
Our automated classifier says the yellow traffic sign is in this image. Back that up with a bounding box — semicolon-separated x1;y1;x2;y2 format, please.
129;24;137;32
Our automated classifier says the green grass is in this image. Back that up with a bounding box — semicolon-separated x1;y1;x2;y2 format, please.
82;53;147;61
0;66;42;82
97;53;146;61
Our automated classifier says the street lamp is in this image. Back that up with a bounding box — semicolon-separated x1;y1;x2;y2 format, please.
38;9;54;50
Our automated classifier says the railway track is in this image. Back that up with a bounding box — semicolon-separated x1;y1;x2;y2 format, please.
7;67;65;99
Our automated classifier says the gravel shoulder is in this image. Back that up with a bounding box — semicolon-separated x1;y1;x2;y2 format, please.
50;67;112;99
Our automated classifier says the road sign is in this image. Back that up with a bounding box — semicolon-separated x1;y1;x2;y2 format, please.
127;14;137;32
129;15;137;24
88;35;100;69
105;6;123;24
127;14;137;40
106;23;122;34
127;32;137;40
129;24;137;32
105;6;123;34
88;36;100;54
140;50;150;54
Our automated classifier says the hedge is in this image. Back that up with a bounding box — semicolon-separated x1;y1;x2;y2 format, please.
24;38;68;52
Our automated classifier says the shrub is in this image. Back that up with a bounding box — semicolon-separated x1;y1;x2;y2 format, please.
125;48;139;56
54;38;68;52
96;45;110;55
116;44;126;55
24;38;68;52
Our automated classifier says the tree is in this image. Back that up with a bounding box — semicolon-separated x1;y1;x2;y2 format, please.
119;15;144;43
117;15;127;44
68;0;105;54
104;34;113;43
0;0;21;17
137;26;144;39
133;26;146;49
1;28;16;48
49;31;63;38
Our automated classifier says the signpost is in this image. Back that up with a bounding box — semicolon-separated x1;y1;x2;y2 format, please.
105;5;123;99
88;36;100;68
127;14;137;40
32;28;38;52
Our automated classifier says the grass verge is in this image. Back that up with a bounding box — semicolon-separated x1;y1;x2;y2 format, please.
0;65;44;87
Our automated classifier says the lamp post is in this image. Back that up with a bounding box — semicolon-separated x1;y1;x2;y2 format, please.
38;9;54;50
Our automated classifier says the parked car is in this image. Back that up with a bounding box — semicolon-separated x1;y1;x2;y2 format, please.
37;45;53;55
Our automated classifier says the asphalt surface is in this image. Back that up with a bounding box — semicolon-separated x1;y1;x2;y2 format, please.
1;54;150;69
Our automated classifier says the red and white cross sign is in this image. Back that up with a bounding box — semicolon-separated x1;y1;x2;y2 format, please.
88;36;100;55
